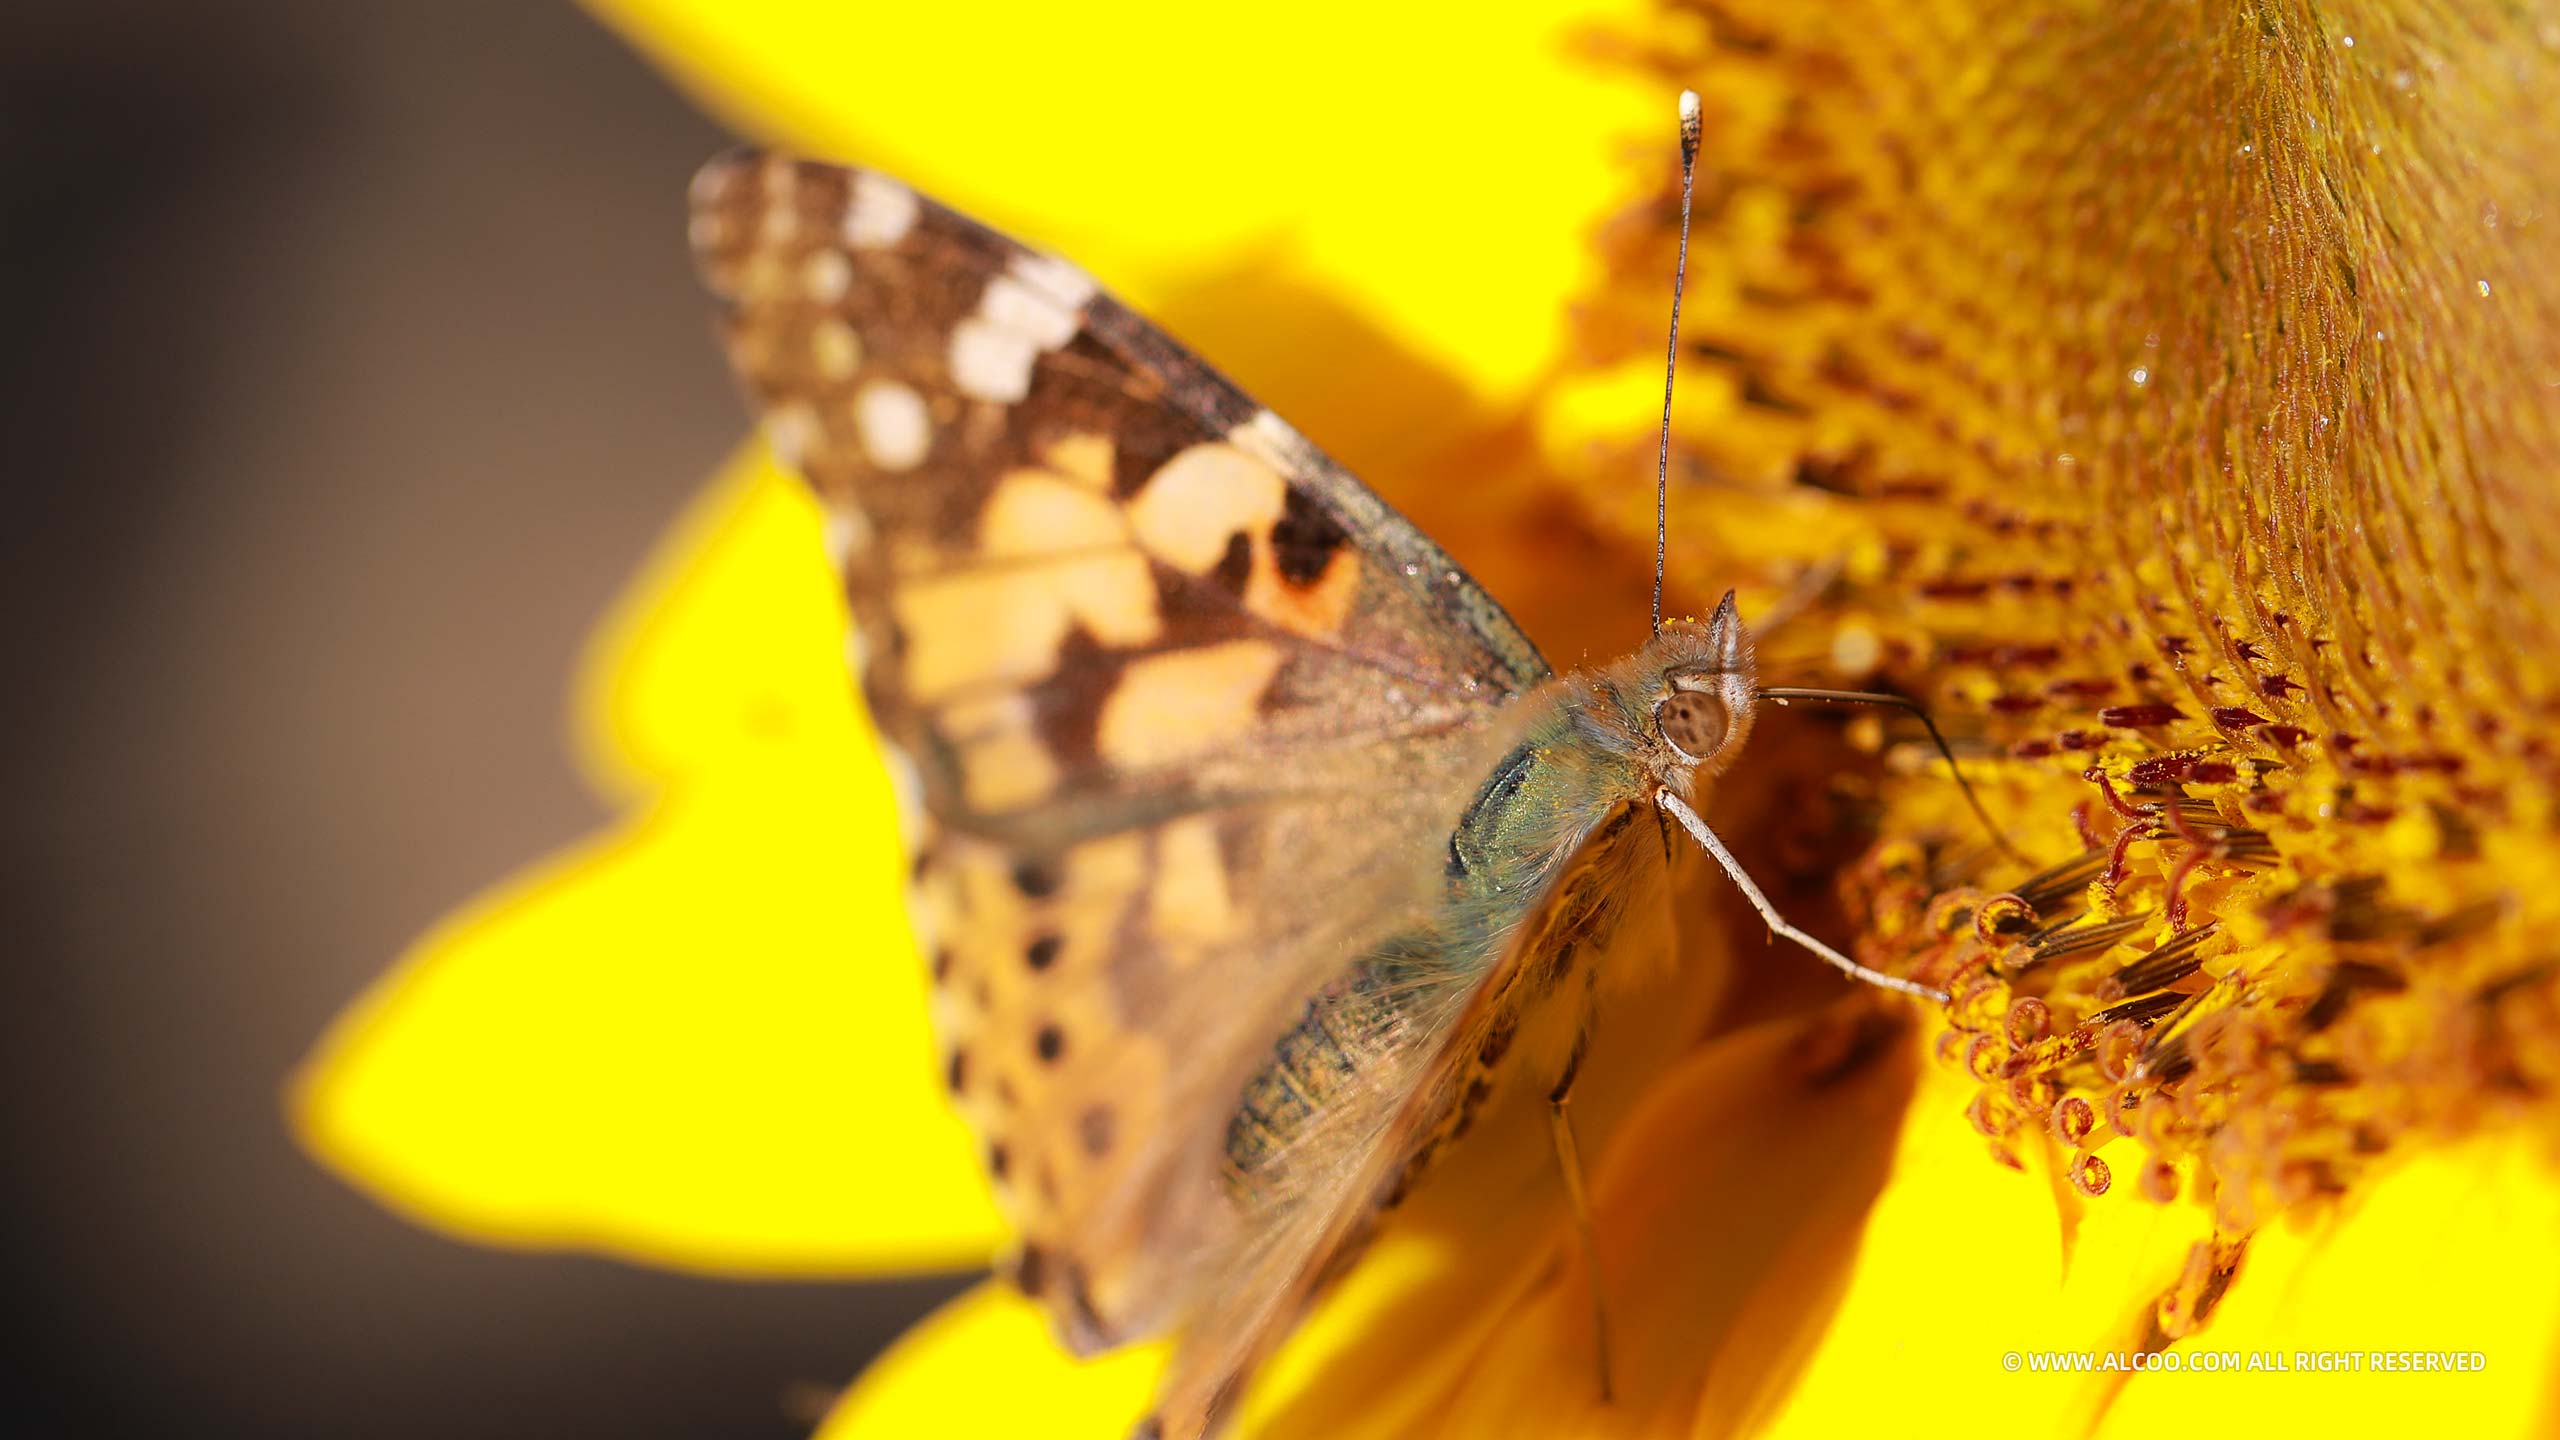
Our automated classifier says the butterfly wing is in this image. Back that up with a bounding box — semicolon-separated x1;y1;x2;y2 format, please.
1141;795;1668;1440
690;151;1553;1361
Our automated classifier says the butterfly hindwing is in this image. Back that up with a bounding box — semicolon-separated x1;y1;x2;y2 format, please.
690;152;1555;1363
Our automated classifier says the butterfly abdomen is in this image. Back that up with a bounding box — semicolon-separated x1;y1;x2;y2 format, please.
1223;941;1436;1183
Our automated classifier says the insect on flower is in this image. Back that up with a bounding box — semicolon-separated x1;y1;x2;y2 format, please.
688;91;2021;1439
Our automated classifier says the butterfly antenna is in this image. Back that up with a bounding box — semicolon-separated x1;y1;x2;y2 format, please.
1653;89;1701;639
1758;686;2027;864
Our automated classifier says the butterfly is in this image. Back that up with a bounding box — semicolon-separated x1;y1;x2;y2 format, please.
688;136;1965;1438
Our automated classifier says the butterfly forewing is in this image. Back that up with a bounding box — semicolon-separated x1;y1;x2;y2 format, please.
689;152;1556;1367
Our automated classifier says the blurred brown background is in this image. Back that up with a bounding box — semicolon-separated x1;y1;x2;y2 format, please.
3;3;962;1435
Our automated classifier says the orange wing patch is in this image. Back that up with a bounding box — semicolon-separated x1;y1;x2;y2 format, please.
1097;643;1289;770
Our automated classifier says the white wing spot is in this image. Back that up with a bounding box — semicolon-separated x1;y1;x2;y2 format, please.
945;256;1094;403
982;276;1084;348
845;174;920;248
763;402;821;467
854;379;933;471
822;503;873;563
1231;407;1317;472
802;249;852;303
949;318;1040;402
1009;253;1098;314
688;160;738;207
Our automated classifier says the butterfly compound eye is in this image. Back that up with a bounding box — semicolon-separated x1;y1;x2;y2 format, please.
1654;689;1730;762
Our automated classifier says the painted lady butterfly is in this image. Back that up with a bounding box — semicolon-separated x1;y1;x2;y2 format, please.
688;111;1973;1436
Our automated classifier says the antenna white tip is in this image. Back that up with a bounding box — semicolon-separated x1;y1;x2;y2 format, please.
1677;90;1702;162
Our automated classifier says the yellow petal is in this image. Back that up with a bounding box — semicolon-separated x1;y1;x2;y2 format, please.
584;0;1656;464
2094;1128;2560;1438
818;1281;1162;1438
1426;1002;1923;1439
1756;1062;2213;1439
293;454;1003;1273
1763;1064;2560;1438
572;446;860;797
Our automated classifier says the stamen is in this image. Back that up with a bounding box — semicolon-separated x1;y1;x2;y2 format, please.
1962;1033;2004;1083
2008;847;2108;910
1932;1029;1970;1068
2136;983;2223;1069
2092;1020;2146;1083
2102;923;2221;999
2049;1094;2096;1147
2069;1152;2113;1197
2083;990;2189;1031
2099;818;2150;889
2023;911;2151;965
1965;1089;2015;1138
2103;1084;2142;1137
2006;1069;2061;1120
1974;894;2037;944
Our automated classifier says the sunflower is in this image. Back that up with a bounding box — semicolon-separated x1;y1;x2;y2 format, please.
294;0;2560;1435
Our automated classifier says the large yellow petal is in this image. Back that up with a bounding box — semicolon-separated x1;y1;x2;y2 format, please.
293;452;1003;1272
817;1282;1162;1438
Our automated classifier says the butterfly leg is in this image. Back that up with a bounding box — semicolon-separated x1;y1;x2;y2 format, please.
1546;991;1615;1404
1655;789;1952;1003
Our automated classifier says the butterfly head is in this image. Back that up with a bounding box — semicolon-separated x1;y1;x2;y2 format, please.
1619;589;1757;797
